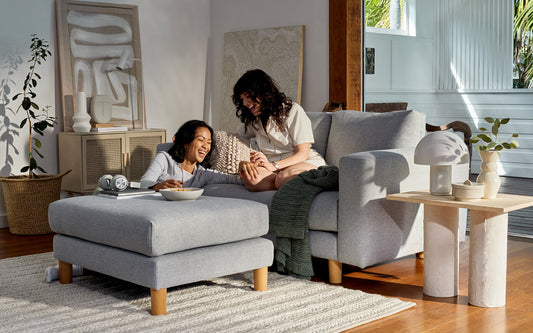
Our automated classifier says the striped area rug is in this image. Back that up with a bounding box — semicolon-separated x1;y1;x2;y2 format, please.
0;252;414;332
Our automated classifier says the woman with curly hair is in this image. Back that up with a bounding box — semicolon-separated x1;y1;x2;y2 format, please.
234;69;326;191
140;120;242;191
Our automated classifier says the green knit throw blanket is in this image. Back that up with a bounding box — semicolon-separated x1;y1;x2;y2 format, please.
269;165;339;279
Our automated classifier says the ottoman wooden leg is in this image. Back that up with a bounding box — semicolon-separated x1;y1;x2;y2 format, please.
328;259;342;284
416;252;424;259
253;267;268;291
58;261;72;284
150;288;167;315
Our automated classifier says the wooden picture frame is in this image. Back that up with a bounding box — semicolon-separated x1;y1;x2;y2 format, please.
56;0;145;131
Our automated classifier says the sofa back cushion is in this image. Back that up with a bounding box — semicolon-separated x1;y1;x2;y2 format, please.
157;142;172;153
156;112;333;167
325;110;426;166
307;112;332;158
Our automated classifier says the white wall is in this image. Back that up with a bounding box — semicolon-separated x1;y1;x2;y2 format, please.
0;0;210;228
209;0;329;128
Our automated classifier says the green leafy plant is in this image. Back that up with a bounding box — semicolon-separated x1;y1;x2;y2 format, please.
514;0;533;88
11;34;56;177
471;117;519;152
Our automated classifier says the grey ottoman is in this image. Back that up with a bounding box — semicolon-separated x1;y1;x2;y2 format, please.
49;195;273;315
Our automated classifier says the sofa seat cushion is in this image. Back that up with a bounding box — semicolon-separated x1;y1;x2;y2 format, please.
203;183;276;206
326;110;426;166
49;195;269;257
204;183;338;232
308;191;338;232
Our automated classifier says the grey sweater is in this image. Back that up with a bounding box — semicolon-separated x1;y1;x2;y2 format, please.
140;151;243;189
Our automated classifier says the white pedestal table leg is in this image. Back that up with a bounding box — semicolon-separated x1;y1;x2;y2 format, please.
423;205;459;297
469;210;508;307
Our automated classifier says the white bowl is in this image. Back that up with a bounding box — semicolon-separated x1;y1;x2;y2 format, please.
160;187;204;201
452;181;485;202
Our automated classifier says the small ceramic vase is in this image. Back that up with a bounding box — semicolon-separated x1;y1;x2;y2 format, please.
72;92;91;133
476;150;501;199
90;95;113;124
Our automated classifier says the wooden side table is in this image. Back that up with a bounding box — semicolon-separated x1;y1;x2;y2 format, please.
387;190;533;307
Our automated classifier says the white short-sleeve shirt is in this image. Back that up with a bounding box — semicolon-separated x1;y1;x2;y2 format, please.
237;103;325;166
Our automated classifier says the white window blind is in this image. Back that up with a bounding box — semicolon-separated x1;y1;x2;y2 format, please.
436;0;513;90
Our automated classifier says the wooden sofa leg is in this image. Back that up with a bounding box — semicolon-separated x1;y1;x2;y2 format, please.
328;260;342;284
150;288;167;315
58;260;72;284
253;267;268;291
416;252;424;259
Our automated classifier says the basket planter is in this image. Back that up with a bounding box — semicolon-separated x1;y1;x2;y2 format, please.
0;171;70;235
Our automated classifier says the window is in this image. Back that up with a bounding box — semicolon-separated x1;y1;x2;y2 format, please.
365;0;416;36
514;1;533;88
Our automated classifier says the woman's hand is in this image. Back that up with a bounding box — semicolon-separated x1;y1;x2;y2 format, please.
239;160;259;179
249;151;278;172
151;179;183;192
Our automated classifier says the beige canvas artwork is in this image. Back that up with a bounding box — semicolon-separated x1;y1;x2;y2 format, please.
56;0;144;131
220;25;304;133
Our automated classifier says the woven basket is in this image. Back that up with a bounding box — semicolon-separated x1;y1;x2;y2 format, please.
0;171;70;235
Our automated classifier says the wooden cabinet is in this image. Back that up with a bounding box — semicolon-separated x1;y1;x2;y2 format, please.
58;129;166;194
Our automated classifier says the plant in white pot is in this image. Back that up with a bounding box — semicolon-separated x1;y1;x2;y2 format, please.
471;117;519;199
0;34;70;235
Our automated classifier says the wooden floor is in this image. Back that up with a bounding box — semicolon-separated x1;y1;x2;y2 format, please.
312;237;533;332
1;176;533;332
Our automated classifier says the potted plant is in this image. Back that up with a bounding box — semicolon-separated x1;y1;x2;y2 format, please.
0;34;69;235
470;117;519;199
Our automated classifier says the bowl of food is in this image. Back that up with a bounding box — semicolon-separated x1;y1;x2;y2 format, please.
452;180;485;202
160;187;204;201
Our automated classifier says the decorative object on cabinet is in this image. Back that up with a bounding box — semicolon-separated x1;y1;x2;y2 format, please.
220;25;304;132
58;129;166;194
72;91;91;133
56;0;144;131
90;95;113;124
414;131;470;196
90;126;129;133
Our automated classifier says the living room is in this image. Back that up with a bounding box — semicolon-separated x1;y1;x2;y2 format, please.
1;0;533;331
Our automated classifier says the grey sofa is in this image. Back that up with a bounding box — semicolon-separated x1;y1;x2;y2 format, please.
159;110;469;282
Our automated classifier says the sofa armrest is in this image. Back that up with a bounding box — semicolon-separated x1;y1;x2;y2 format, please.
337;147;429;268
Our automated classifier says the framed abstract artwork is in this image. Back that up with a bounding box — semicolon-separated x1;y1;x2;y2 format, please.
220;25;304;133
56;0;145;131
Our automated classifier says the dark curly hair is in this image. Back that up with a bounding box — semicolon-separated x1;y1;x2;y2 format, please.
232;69;293;132
167;120;214;168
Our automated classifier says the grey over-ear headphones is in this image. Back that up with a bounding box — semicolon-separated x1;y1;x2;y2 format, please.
98;174;129;191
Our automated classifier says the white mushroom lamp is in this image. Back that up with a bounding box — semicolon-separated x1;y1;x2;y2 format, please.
414;131;469;195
